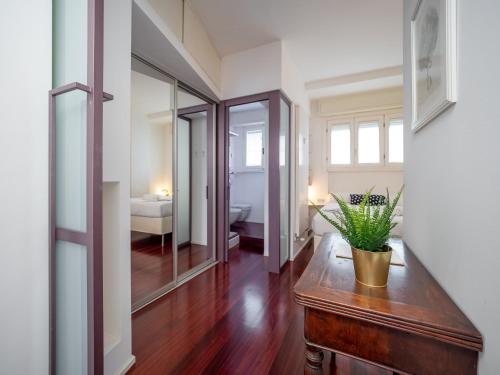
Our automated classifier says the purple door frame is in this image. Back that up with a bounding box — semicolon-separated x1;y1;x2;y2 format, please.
218;90;291;273
49;0;110;374
177;104;215;261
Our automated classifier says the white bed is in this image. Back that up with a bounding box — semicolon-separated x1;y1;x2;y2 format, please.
131;197;173;246
312;200;404;238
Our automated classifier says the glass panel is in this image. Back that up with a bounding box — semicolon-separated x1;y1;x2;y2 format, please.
358;122;380;164
388;119;404;163
55;91;87;231
279;98;290;267
330;125;351;165
130;57;175;309
53;0;88;231
56;240;87;375
245;130;263;167
177;88;211;278
53;0;87;87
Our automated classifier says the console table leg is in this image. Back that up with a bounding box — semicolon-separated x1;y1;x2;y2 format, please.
305;344;324;375
329;352;336;371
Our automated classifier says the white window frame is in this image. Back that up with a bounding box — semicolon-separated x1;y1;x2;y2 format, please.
326;110;404;172
384;112;404;168
326;118;354;170
244;127;265;171
354;115;384;168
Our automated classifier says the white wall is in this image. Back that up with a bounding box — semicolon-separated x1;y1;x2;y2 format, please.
136;0;221;97
102;0;135;374
403;1;500;373
177;118;191;244
0;2;51;374
130;112;173;197
309;87;404;203
281;42;310;113
221;41;282;99
190;116;208;245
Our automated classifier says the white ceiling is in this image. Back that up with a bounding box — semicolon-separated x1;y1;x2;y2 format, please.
190;0;403;88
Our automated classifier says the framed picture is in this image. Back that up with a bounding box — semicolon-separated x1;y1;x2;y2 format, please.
411;0;457;131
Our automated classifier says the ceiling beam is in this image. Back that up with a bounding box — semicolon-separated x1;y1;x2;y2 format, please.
305;65;403;91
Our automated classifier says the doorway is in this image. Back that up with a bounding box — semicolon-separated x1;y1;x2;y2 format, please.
228;101;268;254
130;56;216;311
220;91;291;273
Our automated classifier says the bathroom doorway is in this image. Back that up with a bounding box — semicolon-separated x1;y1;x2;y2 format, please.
228;101;268;254
220;91;291;273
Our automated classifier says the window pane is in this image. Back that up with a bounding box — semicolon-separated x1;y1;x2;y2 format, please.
330;125;351;165
358;122;380;164
246;130;263;167
388;119;404;163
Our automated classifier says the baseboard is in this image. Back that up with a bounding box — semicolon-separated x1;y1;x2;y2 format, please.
291;232;314;261
119;355;136;375
190;240;208;246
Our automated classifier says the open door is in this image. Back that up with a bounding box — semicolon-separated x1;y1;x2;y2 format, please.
49;0;111;374
219;91;291;273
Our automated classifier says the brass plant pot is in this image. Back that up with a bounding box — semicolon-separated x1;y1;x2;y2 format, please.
351;246;392;287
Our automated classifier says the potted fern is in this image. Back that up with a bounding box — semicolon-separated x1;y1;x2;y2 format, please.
314;186;404;287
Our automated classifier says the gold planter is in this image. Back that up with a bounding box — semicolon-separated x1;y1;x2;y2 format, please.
351;246;392;287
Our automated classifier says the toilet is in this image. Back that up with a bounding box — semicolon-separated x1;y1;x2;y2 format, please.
229;207;242;224
231;203;251;222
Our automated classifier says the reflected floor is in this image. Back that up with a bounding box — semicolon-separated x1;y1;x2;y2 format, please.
131;232;210;306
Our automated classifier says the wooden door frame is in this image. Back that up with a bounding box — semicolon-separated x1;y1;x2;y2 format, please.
217;90;291;273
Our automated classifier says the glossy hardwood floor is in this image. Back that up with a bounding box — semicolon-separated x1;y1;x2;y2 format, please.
128;241;390;375
131;233;210;305
230;221;264;239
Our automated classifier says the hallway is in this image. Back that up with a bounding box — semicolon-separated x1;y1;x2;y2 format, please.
128;243;390;374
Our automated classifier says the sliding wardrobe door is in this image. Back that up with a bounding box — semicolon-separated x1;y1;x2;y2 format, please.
176;87;215;278
50;0;110;374
130;57;176;311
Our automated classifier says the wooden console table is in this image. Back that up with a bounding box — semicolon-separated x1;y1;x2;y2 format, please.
294;234;483;374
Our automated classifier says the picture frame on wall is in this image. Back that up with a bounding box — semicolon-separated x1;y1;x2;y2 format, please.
411;0;457;132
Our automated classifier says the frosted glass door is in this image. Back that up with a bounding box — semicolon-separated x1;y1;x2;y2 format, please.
50;0;106;373
279;98;290;267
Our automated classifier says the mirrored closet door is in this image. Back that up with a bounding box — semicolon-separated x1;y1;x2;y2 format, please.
176;87;215;279
130;57;175;311
130;56;215;311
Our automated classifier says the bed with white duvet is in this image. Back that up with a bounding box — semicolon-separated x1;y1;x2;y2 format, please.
131;195;173;246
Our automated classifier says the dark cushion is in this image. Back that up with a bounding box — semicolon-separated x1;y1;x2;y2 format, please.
350;194;386;206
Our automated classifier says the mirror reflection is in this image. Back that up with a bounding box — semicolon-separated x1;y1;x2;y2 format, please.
130;58;175;309
176;88;213;277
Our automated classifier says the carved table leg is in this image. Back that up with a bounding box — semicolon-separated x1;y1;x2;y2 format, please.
329;352;336;371
305;344;324;375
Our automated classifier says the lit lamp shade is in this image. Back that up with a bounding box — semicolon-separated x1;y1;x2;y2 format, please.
308;185;316;203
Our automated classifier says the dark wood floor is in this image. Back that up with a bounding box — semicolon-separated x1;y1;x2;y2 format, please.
128;242;391;375
230;221;264;239
131;233;210;306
